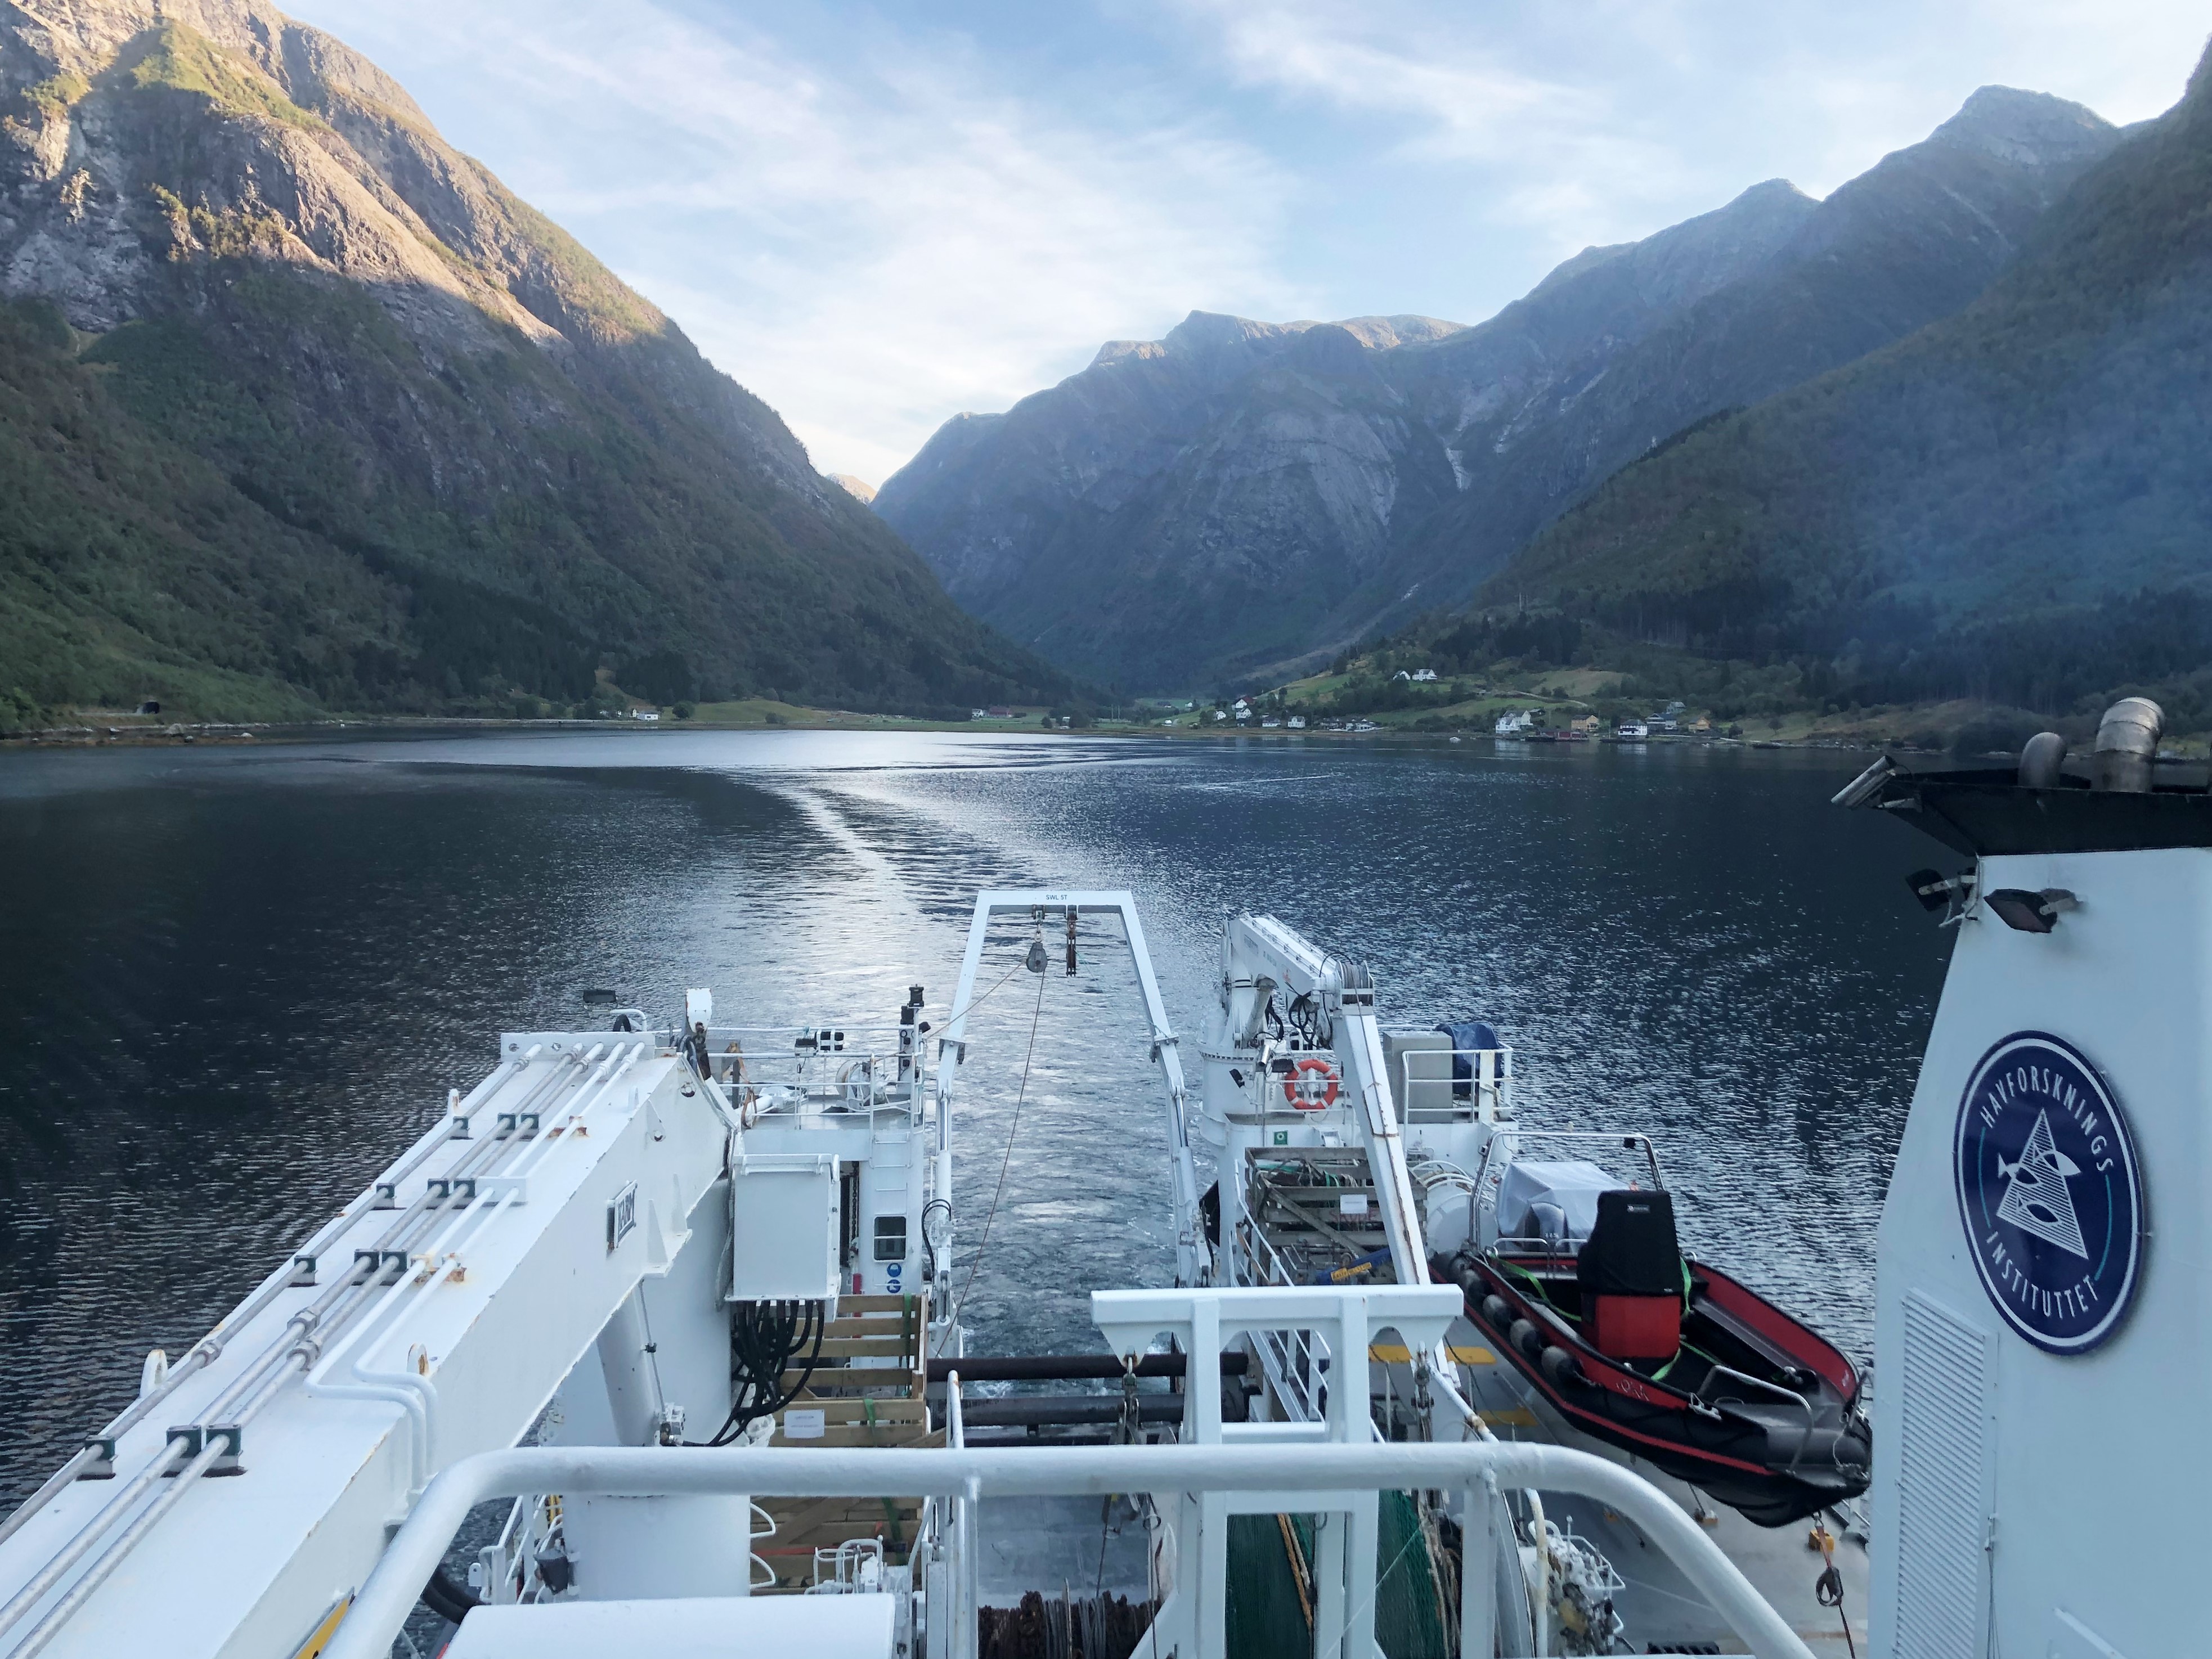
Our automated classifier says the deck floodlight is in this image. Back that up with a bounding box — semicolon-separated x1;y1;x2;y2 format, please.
1906;869;1963;912
1985;888;2078;934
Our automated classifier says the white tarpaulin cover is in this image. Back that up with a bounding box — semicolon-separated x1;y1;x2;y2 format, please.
1496;1159;1621;1245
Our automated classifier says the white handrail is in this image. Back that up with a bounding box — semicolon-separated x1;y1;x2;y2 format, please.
1233;1219;1330;1422
1393;1044;1515;1121
322;1442;1813;1659
944;1375;975;1659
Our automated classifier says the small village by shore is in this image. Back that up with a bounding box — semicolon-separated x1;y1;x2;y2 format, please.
11;651;2193;761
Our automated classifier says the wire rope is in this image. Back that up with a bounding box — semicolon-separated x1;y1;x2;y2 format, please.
937;956;1049;1351
939;956;1029;1038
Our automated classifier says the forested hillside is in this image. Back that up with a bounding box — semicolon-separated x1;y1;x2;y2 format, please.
0;2;1065;724
1473;39;2212;725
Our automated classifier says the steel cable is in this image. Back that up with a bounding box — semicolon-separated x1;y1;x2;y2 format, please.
939;956;1050;1351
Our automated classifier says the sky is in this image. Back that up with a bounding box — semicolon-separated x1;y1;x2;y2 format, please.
279;1;2207;486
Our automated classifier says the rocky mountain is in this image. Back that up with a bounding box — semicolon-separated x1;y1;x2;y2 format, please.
0;0;1064;723
877;87;2121;692
873;309;1480;686
1466;42;2212;722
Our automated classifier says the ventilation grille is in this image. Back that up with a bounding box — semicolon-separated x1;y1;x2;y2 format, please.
1892;1291;1993;1659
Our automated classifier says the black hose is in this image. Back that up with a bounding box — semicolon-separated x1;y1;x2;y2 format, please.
697;1298;828;1446
419;1564;481;1624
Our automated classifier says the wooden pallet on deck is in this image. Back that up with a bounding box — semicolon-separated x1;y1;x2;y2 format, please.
752;1289;936;1591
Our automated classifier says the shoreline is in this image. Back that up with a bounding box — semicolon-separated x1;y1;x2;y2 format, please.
0;712;1901;756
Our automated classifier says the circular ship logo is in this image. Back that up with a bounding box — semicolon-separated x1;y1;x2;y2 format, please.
1954;1032;2143;1354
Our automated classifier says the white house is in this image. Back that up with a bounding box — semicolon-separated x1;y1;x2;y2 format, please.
1411;668;1439;682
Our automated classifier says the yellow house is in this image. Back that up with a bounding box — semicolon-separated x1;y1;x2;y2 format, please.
1691;716;1713;734
1570;715;1601;734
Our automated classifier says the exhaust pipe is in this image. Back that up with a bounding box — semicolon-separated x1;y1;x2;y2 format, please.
2092;698;2164;793
2018;731;2067;789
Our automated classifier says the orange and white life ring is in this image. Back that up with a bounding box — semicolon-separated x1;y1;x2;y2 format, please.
1282;1056;1341;1111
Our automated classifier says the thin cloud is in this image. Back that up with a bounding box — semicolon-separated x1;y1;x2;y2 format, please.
1169;0;2205;253
284;1;1308;483
285;0;2210;483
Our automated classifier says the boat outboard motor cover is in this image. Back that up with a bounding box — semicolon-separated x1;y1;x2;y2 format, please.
1434;1019;1501;1098
1576;1189;1683;1359
1496;1159;1617;1247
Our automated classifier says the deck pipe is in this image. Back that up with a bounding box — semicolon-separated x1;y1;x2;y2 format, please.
6;1345;317;1659
924;1352;1246;1382
2093;696;2164;793
954;1397;1187;1429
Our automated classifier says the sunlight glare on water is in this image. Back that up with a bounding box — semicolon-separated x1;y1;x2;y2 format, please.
0;730;1948;1503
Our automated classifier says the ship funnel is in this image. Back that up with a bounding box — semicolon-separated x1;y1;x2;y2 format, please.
2092;696;2163;792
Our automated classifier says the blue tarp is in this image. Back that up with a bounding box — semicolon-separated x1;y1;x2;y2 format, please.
1434;1020;1500;1098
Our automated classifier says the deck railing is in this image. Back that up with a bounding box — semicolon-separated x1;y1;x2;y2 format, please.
1392;1043;1514;1122
319;1442;1815;1659
1233;1219;1334;1424
689;1023;934;1118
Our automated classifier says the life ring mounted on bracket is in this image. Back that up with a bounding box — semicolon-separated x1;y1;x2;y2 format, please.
1282;1056;1341;1111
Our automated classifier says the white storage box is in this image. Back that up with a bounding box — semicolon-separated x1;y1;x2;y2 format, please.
728;1153;841;1302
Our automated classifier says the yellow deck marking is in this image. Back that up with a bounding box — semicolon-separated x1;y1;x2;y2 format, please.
289;1595;351;1659
1366;1343;1496;1365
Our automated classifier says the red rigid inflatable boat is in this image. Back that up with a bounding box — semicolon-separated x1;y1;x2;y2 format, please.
1443;1189;1872;1527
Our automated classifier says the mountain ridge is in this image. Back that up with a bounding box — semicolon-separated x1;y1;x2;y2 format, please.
876;85;2123;691
0;0;1066;722
1451;39;2212;723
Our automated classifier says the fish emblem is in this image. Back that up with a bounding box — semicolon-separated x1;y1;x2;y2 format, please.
1995;1109;2088;1259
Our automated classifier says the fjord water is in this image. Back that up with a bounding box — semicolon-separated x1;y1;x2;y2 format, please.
0;731;1945;1504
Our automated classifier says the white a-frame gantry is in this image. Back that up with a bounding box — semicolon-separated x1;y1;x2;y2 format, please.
932;891;1208;1288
